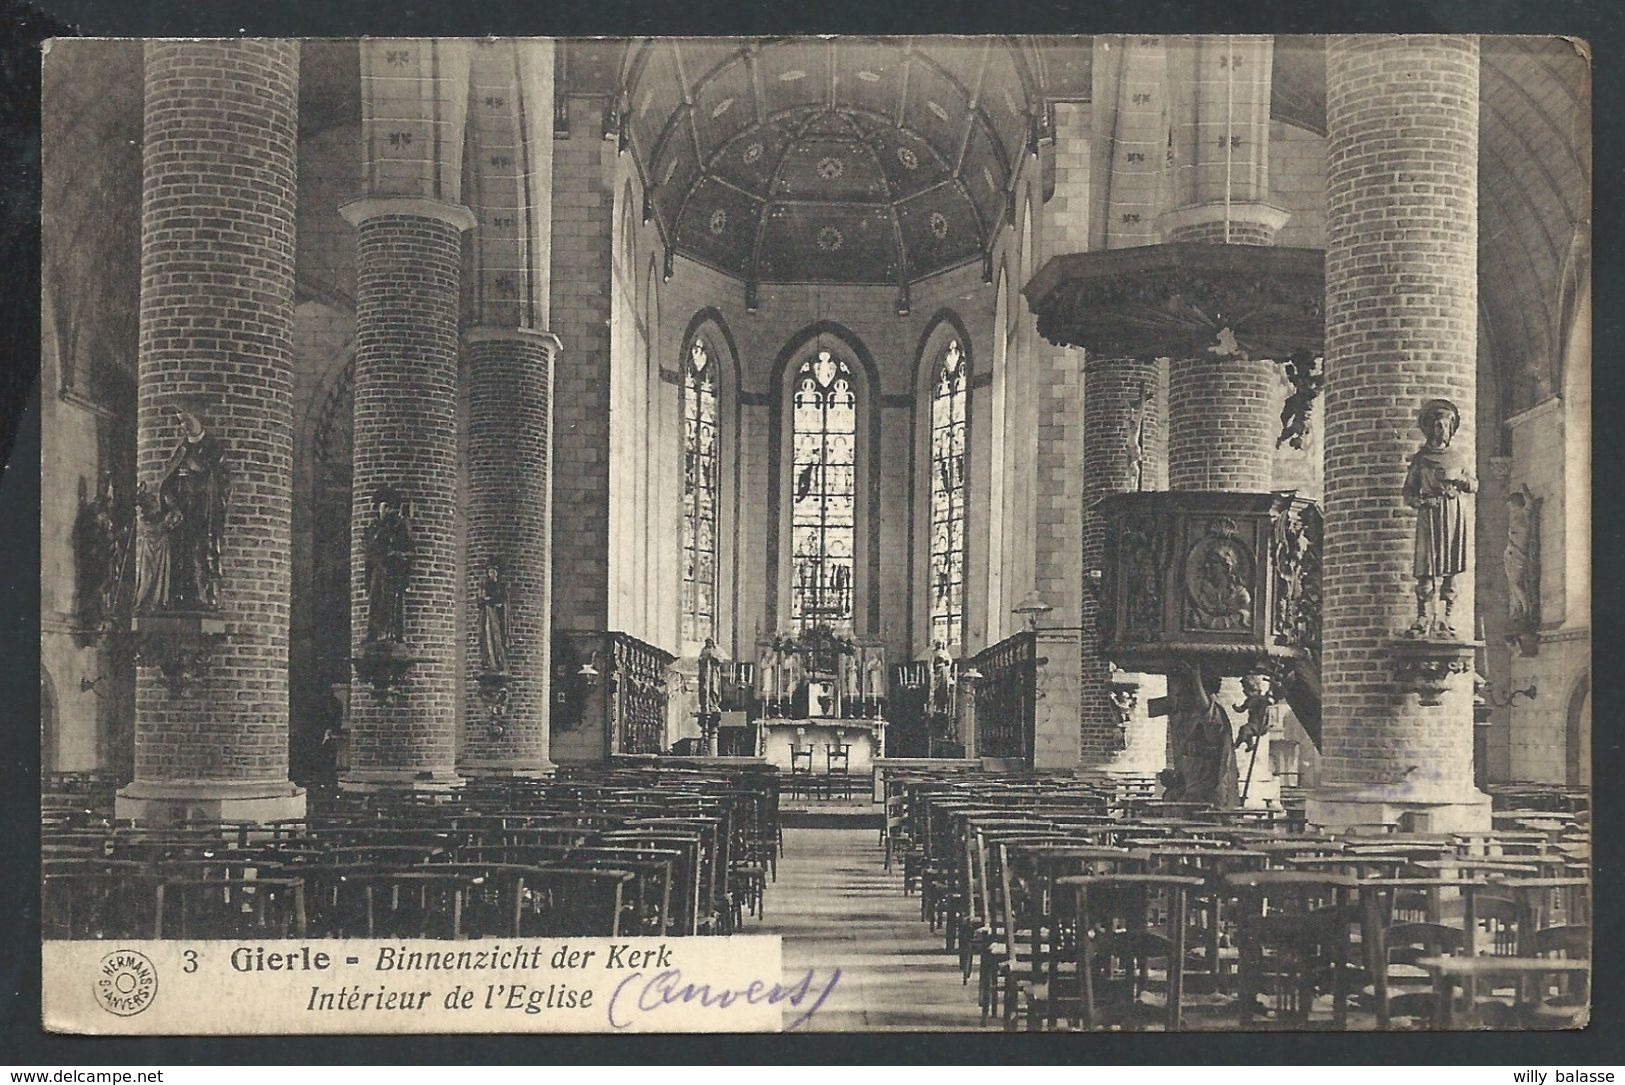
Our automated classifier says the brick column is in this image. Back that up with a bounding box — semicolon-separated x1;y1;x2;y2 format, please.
116;41;305;823
1082;357;1167;773
459;330;560;774
1166;354;1278;493
341;198;475;790
1310;35;1488;831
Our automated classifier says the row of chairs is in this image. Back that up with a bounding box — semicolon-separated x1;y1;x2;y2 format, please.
42;764;783;941
883;770;1590;1031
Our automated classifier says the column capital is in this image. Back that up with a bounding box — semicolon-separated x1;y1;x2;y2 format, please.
463;325;564;357
340;195;477;232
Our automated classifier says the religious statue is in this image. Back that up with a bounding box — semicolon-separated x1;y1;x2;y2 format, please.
782;641;804;706
1275;353;1325;450
698;637;723;716
1403;399;1475;637
863;649;885;702
157;404;231;610
77;471;131;626
1126;382;1151;492
757;642;780;710
1232;670;1274;754
1165;659;1240;809
363;487;415;644
476;560;510;675
1504;486;1538;630
930;639;956;716
131;483;180;614
839;649;860;712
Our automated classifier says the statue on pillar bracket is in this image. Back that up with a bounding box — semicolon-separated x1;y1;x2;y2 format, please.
1394;398;1479;703
353;485;422;701
124;402;232;693
475;558;513;737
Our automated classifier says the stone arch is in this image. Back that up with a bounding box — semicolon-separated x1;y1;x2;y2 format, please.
1565;669;1590;787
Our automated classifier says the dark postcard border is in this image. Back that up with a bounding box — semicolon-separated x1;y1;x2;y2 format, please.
2;0;1622;1067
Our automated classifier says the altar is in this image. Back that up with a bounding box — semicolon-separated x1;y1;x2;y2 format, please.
758;717;887;774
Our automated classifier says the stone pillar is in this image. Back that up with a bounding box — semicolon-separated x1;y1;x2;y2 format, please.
342;40;474;791
1081;357;1167;773
116;41;305;823
1310;35;1488;832
459;41;559;777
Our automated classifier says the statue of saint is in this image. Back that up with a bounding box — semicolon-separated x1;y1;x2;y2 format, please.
477;560;510;674
782;643;803;707
863;649;885;702
930;640;956;716
839;650;860;706
1505;487;1536;627
698;637;723;715
1166;659;1240;809
1403;399;1475;636
364;487;414;644
132;483;180;613
757;643;780;709
157;404;231;610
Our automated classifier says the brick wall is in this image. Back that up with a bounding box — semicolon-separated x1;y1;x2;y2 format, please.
133;41;300;785
1320;34;1481;796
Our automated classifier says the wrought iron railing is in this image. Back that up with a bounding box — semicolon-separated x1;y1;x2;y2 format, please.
972;630;1037;762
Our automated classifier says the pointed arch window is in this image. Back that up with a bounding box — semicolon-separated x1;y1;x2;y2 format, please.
680;339;719;644
791;350;857;635
929;339;968;648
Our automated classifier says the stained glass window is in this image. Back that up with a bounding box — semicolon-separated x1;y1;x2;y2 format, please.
929;340;967;648
680;339;719;644
791;350;857;636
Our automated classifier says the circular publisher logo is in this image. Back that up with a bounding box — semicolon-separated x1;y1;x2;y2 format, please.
95;949;158;1017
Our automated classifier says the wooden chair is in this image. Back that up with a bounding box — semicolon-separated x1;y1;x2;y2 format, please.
1062;874;1206;1031
824;743;854;801
788;744;815;801
154;875;307;939
1227;871;1357;1030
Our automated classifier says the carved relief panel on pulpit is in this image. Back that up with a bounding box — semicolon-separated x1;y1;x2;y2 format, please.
1096;491;1321;677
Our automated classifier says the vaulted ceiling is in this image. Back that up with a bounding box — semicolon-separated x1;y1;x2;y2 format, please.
617;38;1046;286
44;37;1590;419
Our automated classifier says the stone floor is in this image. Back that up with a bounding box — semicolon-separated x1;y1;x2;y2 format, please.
757;827;983;1032
752;827;1396;1033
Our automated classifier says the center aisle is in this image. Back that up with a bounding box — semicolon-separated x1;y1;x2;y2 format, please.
758;827;983;1032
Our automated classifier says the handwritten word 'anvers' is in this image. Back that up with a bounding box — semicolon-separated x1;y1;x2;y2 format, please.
607;967;841;1031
